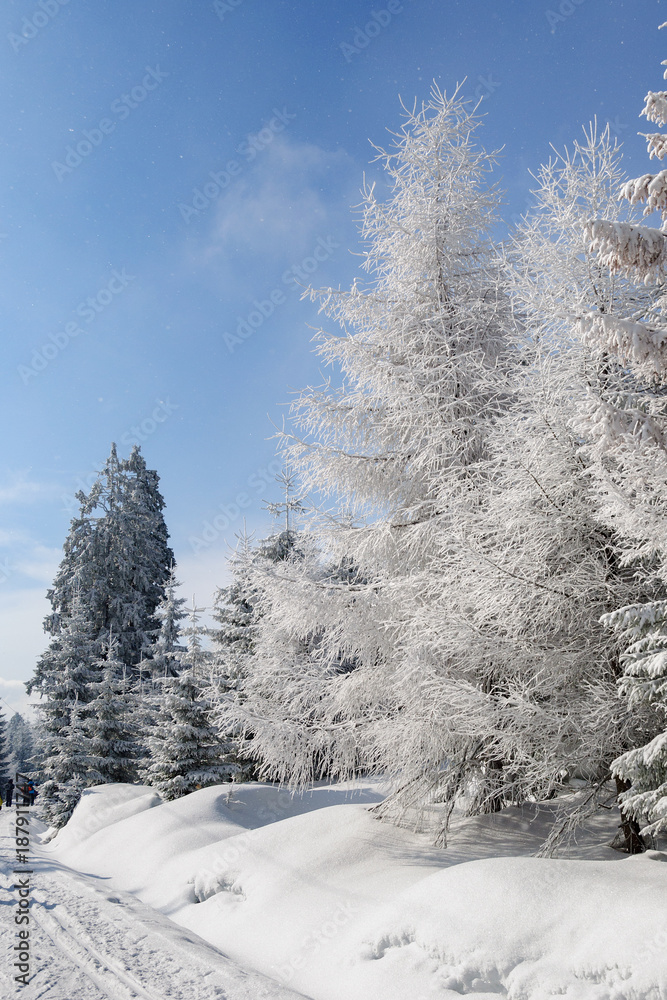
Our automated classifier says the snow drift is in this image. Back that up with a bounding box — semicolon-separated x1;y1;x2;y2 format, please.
45;781;667;1000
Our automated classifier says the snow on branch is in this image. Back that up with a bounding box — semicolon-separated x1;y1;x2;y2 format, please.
584;220;667;283
644;133;667;161
577;311;667;375
576;392;667;454
620;171;667;217
642;91;667;127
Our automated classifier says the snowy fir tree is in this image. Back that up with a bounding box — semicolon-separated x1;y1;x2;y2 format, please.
33;443;174;677
180;596;211;679
141;566;187;687
82;634;140;786
602;602;667;840
579;37;667;844
0;707;8;792
208;528;261;780
143;667;232;799
135;566;188;737
6;713;35;778
30;592;100;825
28;445;175;822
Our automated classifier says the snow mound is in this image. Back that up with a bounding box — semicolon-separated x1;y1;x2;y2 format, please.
47;782;667;1000
348;855;667;1000
50;783;161;850
48;780;385;913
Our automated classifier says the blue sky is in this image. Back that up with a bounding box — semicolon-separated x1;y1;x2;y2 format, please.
0;0;664;715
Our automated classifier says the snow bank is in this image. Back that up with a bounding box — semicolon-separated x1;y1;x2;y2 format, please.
345;853;667;1000
49;779;385;913
46;782;667;1000
51;783;161;851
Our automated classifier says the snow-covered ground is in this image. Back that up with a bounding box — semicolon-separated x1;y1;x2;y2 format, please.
0;797;305;998
3;781;667;999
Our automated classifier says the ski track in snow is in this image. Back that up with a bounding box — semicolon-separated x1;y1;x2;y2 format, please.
0;812;308;1000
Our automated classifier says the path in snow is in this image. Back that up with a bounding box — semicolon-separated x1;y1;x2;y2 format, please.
0;808;307;1000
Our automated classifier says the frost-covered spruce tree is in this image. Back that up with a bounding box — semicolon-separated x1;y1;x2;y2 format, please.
143;669;232;799
6;713;34;778
31;592;99;824
603;603;667;840
208;529;261;780
143;594;230;797
0;708;8;792
180;597;211;679
580;38;667;841
32;443;174;679
82;634;140;785
218;87;520;828
142;567;187;686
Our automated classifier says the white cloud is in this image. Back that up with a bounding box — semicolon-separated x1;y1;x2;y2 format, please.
0;472;60;506
187;135;358;283
0;587;50;693
14;545;62;585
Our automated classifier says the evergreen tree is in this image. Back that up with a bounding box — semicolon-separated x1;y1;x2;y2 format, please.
180;597;211;679
0;707;8;792
578;36;667;844
208;529;261;780
143;669;232;799
6;713;35;777
32;592;99;824
603;602;667;840
83;635;140;785
30;443;174;685
143;566;187;686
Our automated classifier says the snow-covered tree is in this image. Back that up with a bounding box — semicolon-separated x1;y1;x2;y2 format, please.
579;37;667;843
33;443;174;678
601;602;667;841
208;529;260;779
217;87;524;828
143;668;232;799
0;708;8;792
180;596;211;679
82;635;140;785
5;713;35;778
142;566;187;686
484;123;658;844
31;592;99;824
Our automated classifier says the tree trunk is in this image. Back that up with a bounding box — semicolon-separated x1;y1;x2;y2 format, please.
612;776;645;854
482;757;505;813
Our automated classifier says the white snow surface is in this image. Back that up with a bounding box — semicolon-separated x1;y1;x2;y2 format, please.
19;781;667;999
